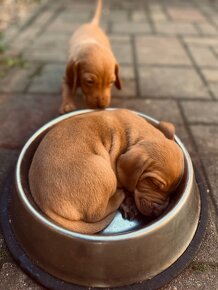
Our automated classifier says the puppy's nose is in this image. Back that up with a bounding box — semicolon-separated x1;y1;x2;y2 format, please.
96;97;108;108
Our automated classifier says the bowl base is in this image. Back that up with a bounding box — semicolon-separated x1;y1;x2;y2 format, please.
0;167;207;290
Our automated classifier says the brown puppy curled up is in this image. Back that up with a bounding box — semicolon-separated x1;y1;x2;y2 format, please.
60;0;121;114
29;109;184;234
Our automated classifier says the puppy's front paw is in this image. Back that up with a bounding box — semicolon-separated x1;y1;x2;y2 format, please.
59;102;76;115
120;196;139;221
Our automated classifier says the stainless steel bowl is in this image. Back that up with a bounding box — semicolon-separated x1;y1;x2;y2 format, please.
11;109;200;288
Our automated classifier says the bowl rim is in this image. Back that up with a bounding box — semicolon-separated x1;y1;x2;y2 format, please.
15;108;193;242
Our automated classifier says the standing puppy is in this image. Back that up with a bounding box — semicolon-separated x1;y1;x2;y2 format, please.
60;0;121;114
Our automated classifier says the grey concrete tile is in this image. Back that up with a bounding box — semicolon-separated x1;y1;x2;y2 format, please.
202;155;218;210
111;42;133;65
161;262;218;290
131;11;147;22
193;209;218;264
111;66;136;97
28;64;64;94
209;84;218;99
181;101;218;124
184;37;218;47
201;69;218;83
111;99;184;125
139;67;210;99
0;64;37;93
188;46;218;67
155;22;198;35
196;23;218;35
167;7;206;22
190;125;218;155
0;263;45;289
0;94;60;148
135;36;191;65
112;22;151;34
24;32;69;62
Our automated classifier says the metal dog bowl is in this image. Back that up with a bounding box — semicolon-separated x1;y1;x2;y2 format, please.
2;109;202;288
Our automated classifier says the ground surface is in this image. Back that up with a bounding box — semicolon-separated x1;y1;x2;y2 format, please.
0;0;218;289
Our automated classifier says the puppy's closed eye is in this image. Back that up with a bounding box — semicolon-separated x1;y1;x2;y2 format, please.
85;79;95;86
149;178;165;190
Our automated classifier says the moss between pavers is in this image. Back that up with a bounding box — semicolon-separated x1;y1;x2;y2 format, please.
191;262;218;273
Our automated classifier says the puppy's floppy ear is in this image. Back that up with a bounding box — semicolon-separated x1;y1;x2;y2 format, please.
65;59;79;95
117;146;150;192
158;121;175;140
114;63;122;90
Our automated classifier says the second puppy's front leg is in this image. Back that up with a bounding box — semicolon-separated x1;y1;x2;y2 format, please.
59;81;76;114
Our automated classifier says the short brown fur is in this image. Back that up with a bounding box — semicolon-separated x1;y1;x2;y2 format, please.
60;0;121;114
29;110;184;234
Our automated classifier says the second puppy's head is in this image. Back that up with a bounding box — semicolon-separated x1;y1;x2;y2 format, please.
65;44;121;109
117;122;184;218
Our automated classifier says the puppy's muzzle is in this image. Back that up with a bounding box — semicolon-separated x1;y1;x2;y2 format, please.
139;198;169;217
85;95;110;109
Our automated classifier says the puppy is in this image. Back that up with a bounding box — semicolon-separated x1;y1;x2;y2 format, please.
60;0;121;114
29;110;184;234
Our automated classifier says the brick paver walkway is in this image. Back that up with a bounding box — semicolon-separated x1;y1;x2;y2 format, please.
0;0;218;289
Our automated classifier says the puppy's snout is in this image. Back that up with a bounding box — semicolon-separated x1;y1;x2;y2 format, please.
85;93;110;109
153;199;169;217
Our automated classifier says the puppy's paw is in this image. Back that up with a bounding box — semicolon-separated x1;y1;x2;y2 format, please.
59;102;76;115
120;196;139;221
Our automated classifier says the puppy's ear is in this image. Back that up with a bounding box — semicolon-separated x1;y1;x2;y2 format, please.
114;63;122;90
117;146;149;192
65;60;79;95
158;121;175;140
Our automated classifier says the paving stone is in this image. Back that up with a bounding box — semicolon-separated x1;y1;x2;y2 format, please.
131;11;147;22
155;22;198;35
33;10;55;28
46;18;81;33
109;35;131;44
184;37;218;47
57;10;91;22
190;125;218;155
111;22;151;34
202;156;218;210
161;262;218;290
150;10;168;22
0;64;37;93
111;66;136;98
139;67;210;99
196;23;218;35
193;208;218;264
106;10;128;22
111;42;133;65
135;36;191;65
28;64;65;94
181;101;218;124
0;94;60;148
201;69;218;82
188;46;218;67
111;99;183;125
0;263;45;290
10;27;42;53
209;83;218;98
167;7;206;22
24;32;69;62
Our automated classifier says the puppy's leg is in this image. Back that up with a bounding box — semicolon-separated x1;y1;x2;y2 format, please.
104;189;125;216
59;81;76;114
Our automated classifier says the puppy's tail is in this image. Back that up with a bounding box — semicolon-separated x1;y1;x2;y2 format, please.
91;0;102;25
46;209;116;235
